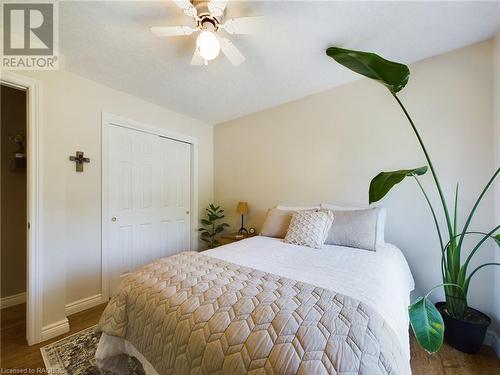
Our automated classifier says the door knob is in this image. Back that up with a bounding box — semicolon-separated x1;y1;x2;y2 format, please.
111;217;117;222
186;211;190;215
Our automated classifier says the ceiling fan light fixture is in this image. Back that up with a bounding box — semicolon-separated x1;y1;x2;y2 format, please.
152;1;253;66
196;30;220;61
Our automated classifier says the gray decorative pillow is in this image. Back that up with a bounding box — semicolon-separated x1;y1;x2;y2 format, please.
320;203;386;246
284;210;334;249
323;207;382;251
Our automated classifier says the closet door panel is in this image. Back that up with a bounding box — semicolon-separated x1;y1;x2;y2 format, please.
158;137;191;257
107;125;191;294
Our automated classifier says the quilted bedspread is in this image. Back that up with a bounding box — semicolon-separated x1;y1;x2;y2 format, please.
98;251;408;375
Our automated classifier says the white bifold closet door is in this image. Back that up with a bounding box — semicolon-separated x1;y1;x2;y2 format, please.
107;124;191;294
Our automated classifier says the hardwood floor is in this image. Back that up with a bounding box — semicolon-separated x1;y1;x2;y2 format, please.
1;302;499;373
1;303;107;369
410;334;499;374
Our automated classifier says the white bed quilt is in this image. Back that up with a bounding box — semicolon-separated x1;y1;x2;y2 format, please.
96;236;415;374
205;236;415;360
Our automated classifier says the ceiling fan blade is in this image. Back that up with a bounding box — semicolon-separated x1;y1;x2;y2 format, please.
150;26;197;37
220;16;265;34
173;0;198;18
219;37;245;66
208;0;228;17
191;47;205;66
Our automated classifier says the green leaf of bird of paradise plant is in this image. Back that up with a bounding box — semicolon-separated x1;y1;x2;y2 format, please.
408;297;444;353
369;166;428;204
325;47;410;94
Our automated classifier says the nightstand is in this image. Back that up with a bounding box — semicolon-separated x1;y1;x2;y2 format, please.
220;232;257;245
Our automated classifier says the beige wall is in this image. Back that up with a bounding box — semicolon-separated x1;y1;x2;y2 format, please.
215;40;498;329
17;69;213;329
1;85;27;298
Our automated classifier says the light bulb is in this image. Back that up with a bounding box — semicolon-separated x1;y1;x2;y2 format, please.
196;31;220;61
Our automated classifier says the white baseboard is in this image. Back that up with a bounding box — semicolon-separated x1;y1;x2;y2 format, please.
65;294;104;316
485;330;500;358
1;292;26;309
39;294;104;343
41;318;69;341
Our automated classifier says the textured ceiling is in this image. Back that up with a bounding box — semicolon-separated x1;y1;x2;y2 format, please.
60;1;500;124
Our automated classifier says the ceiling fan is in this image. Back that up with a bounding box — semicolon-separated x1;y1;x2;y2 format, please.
151;0;264;66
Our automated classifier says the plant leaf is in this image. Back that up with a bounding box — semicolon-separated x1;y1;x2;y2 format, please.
369;166;427;204
326;47;410;93
457;266;467;288
494;234;500;247
215;223;229;231
453;183;459;241
408;297;444;353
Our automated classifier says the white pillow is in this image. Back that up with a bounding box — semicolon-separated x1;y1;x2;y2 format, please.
320;203;386;246
277;205;320;211
284;210;334;249
320;204;363;211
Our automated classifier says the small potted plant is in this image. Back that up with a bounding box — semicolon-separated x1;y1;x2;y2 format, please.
326;46;499;354
198;204;230;249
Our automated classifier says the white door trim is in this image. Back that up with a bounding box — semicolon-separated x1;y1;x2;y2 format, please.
1;71;43;345
101;112;199;301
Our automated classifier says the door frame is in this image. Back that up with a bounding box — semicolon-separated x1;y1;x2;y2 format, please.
101;112;199;301
1;71;43;345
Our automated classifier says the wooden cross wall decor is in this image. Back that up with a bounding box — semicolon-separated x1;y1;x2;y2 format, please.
69;151;90;172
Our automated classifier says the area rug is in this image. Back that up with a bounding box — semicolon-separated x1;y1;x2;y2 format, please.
40;325;144;375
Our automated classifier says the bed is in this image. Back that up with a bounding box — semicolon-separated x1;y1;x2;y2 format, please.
96;236;414;374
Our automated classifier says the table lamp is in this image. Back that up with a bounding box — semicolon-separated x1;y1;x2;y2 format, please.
236;201;249;235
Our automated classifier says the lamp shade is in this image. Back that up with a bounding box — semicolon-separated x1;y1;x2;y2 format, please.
236;201;249;214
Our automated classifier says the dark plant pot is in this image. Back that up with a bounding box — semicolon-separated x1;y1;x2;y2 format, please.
435;302;491;354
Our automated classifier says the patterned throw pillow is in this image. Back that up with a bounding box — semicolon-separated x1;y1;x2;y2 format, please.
284;210;334;249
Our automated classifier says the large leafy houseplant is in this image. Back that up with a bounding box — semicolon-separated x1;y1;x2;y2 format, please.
198;204;230;248
326;46;500;353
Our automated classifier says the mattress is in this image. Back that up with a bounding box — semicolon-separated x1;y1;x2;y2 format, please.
96;236;414;374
